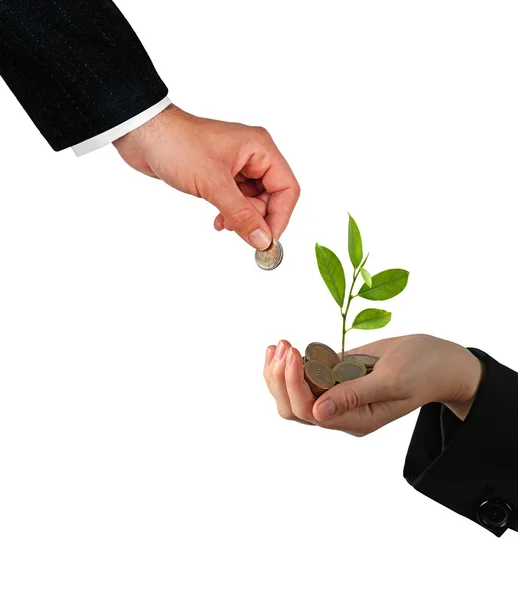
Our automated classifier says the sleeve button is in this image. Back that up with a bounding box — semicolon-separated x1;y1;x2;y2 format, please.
477;499;512;530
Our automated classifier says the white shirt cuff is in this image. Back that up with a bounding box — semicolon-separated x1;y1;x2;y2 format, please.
72;96;172;157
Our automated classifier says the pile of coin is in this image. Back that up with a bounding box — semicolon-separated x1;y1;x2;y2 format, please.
303;342;379;397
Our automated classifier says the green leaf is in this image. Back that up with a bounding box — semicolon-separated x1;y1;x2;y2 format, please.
348;214;363;269
315;243;346;308
361;268;372;288
358;269;409;301
352;309;392;330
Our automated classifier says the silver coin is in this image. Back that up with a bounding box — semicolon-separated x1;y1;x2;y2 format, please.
255;238;283;270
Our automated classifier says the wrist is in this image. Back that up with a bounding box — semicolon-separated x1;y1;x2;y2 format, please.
112;103;184;149
443;351;485;421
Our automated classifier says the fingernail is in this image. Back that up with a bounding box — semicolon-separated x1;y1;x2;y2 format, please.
286;347;294;366
275;341;287;360
316;398;336;421
248;228;271;250
265;346;274;366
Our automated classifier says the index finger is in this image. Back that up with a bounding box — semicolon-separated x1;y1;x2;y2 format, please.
262;151;300;239
237;136;300;239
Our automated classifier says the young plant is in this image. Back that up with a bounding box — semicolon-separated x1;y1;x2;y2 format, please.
315;214;409;357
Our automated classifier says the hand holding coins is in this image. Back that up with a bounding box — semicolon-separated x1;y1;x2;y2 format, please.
265;335;484;436
303;342;379;397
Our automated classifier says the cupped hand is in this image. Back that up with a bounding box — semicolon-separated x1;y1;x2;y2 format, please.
263;334;485;435
113;104;300;250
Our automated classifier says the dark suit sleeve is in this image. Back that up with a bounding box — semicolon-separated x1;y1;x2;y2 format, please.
0;1;168;151
403;348;518;536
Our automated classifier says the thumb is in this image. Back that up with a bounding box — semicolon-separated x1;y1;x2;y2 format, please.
209;177;272;250
312;372;391;423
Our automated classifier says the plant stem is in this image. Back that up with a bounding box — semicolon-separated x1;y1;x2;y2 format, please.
341;254;370;357
341;311;347;358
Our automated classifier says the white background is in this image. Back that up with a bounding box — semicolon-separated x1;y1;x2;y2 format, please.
1;1;517;598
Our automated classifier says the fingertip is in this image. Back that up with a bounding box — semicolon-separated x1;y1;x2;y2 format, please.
312;396;337;422
249;228;272;250
286;346;302;370
214;213;224;230
312;395;324;420
273;339;290;362
265;345;276;367
286;346;294;366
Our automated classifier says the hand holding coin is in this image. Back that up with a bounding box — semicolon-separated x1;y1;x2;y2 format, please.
263;334;485;435
113;104;300;252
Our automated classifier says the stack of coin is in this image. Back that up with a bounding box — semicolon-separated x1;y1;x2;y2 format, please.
341;354;379;375
303;343;380;397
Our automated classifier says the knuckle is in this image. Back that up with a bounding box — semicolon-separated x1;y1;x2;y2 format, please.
277;406;294;421
414;333;433;342
228;205;257;229
338;386;360;412
253;125;270;138
291;406;309;423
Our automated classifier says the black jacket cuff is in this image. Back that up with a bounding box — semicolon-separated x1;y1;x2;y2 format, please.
403;348;518;536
